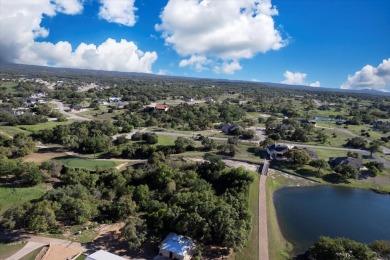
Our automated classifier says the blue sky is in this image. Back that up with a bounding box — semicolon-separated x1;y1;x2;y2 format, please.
0;0;389;91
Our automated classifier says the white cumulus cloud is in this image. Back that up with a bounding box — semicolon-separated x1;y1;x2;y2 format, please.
281;71;320;87
98;0;137;27
0;0;157;73
156;0;286;74
309;81;320;87
340;59;390;91
179;55;211;71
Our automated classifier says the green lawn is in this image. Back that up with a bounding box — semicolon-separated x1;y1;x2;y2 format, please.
0;82;18;93
235;174;259;260
76;255;87;260
0;185;46;214
307;148;348;160
52;157;119;170
156;135;176;146
0;126;30;137
19;246;44;260
17;120;74;133
0;242;27;259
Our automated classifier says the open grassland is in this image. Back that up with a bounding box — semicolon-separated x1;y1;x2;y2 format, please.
0;242;27;259
156;135;176;146
17;120;74;132
53;156;119;170
235;174;260;260
0;185;47;214
0;126;30;137
78;106;125;120
0;81;18;93
24;150;68;164
307;148;348;160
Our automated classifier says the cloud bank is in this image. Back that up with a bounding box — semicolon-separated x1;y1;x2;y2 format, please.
0;0;157;73
156;0;286;74
281;71;320;87
98;0;137;26
340;59;390;91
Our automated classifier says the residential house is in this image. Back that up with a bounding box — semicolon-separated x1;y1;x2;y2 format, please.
86;250;126;260
108;96;121;102
205;96;214;102
97;98;108;105
267;144;289;159
276;123;294;131
115;101;128;109
221;123;242;134
155;104;169;111
293;147;318;160
184;96;194;102
70;105;85;112
328;157;363;170
159;232;194;260
301;119;317;126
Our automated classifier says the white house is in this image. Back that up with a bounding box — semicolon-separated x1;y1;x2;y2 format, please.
86;250;126;260
159;232;194;260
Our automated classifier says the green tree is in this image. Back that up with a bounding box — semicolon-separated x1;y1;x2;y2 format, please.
367;140;382;156
121;217;147;249
310;159;330;175
334;164;359;180
286;149;311;165
364;161;384;176
309;236;376;260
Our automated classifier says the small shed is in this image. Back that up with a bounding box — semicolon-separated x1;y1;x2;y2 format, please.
86;250;126;260
159;232;194;260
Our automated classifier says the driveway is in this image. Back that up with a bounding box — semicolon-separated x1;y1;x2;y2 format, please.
51;100;91;121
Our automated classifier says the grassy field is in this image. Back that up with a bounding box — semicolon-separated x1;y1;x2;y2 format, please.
19;246;44;260
0;242;27;259
235;174;260;260
307;148;348;160
52;156;119;170
0;185;47;214
0;81;18;93
0;126;30;137
17;120;74;132
156;135;176;146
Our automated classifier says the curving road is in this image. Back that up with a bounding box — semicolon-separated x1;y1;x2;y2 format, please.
51;100;91;121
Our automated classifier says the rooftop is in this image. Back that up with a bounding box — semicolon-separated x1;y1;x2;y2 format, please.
159;232;193;256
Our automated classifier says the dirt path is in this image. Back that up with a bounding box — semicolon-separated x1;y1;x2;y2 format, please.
258;174;269;260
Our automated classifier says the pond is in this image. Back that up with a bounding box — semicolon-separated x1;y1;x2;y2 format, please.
274;185;390;254
315;116;346;122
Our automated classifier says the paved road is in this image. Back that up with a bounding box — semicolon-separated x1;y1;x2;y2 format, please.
6;241;46;260
51;100;91;121
258;174;269;260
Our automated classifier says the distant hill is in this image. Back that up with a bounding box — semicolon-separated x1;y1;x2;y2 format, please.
1;63;389;97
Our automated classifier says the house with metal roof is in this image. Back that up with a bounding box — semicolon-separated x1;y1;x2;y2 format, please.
158;232;194;260
86;250;126;260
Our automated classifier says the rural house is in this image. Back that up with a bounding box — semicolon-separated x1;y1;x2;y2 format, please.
159;232;194;260
108;96;121;102
86;250;126;260
155;104;169;111
221;123;242;134
267;144;289;159
328;157;363;170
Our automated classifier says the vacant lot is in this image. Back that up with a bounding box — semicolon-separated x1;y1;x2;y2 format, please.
53;156;119;170
0;185;47;214
17;121;74;132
